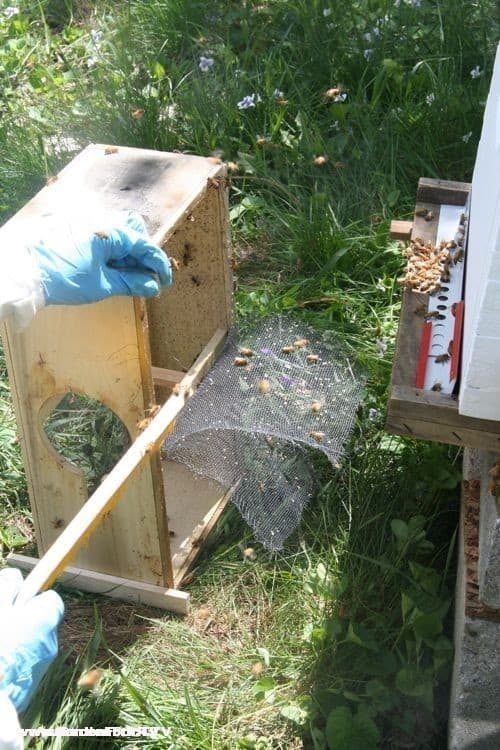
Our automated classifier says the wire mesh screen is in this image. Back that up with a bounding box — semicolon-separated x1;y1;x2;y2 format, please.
163;316;365;550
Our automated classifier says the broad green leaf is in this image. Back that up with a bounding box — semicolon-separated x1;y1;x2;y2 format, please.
413;613;443;641
391;518;408;541
280;703;309;725
325;706;380;750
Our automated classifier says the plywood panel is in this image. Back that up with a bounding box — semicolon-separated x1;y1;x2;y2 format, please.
460;44;500;419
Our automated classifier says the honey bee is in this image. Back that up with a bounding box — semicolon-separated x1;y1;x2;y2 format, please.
415;207;429;217
306;354;320;363
191;275;201;286
431;382;442;392
424;211;434;222
488;461;500;479
313;155;328;166
325;87;341;98
423;310;440;320
131;108;145;119
281;345;295;353
258;378;270;394
172;383;181;396
446;241;457;249
435;353;450;364
206;156;223;165
447;340;454;356
311;401;322;413
78;669;103;690
170;257;180;271
234;357;248;367
207;176;224;190
51;518;64;529
440;270;451;283
239;348;254;357
453;249;464;264
94;230;109;239
137;404;161;431
294;338;310;348
256;136;267;146
309;431;325;442
241;546;257;561
104;146;119;155
183;244;193;265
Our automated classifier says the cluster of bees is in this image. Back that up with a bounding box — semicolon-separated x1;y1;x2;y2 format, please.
233;339;326;442
398;212;466;295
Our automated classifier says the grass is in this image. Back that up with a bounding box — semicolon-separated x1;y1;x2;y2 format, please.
0;0;498;747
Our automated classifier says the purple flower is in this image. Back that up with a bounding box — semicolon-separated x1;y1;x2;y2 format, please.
237;93;261;110
260;347;272;355
199;56;215;72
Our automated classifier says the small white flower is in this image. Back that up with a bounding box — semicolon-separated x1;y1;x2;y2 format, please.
426;92;435;105
273;88;284;99
86;56;99;68
372;26;381;37
3;6;19;17
470;65;481;79
364;48;373;60
368;408;380;421
90;29;102;44
411;0;422;7
199;56;215;72
323;8;332;16
363;32;372;42
376;338;388;358
462;131;472;143
327;22;334;30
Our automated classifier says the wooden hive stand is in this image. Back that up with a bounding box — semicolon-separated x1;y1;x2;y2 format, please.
1;144;234;614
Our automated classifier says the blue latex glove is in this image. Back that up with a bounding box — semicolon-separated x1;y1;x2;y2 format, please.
0;568;64;713
33;211;172;306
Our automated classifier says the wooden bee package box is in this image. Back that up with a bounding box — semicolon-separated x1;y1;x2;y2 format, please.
1;145;234;613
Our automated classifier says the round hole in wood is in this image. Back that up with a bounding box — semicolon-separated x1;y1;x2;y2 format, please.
43;392;131;495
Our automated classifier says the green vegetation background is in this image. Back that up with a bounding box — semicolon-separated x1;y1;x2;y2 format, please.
0;1;497;748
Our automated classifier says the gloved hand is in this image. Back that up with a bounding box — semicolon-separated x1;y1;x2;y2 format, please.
33;210;172;306
0;568;64;713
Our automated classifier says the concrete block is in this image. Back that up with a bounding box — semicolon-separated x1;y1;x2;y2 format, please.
449;448;500;750
478;453;500;609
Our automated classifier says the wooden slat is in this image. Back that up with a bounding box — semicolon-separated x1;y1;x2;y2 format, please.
152;366;184;389
417;177;470;206
8;553;189;615
14;328;227;606
390;220;413;240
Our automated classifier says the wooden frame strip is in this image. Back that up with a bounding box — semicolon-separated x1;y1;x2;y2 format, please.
8;553;189;614
152;366;185;389
15;328;227;606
